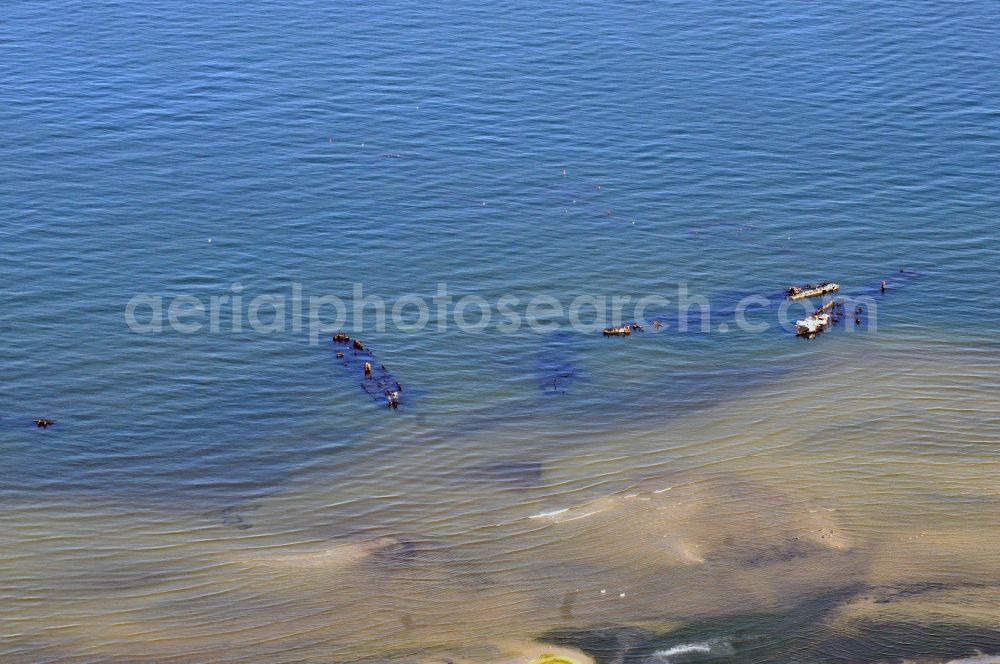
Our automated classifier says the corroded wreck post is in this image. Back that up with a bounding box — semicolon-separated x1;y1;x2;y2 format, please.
786;282;840;300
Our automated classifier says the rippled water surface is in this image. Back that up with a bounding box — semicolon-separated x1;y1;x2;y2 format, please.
3;0;1000;662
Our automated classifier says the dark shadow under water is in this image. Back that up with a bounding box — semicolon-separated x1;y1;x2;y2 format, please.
542;583;1000;663
537;330;580;396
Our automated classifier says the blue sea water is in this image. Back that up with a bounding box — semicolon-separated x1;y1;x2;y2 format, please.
2;0;1000;661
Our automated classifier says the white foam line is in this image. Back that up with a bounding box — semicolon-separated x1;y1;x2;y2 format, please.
654;641;713;659
528;508;568;520
562;509;606;522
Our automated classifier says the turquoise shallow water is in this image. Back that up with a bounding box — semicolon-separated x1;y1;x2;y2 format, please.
2;0;1000;661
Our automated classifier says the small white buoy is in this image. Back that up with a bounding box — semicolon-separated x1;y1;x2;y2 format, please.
619;592;626;598
600;589;606;595
208;238;212;243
